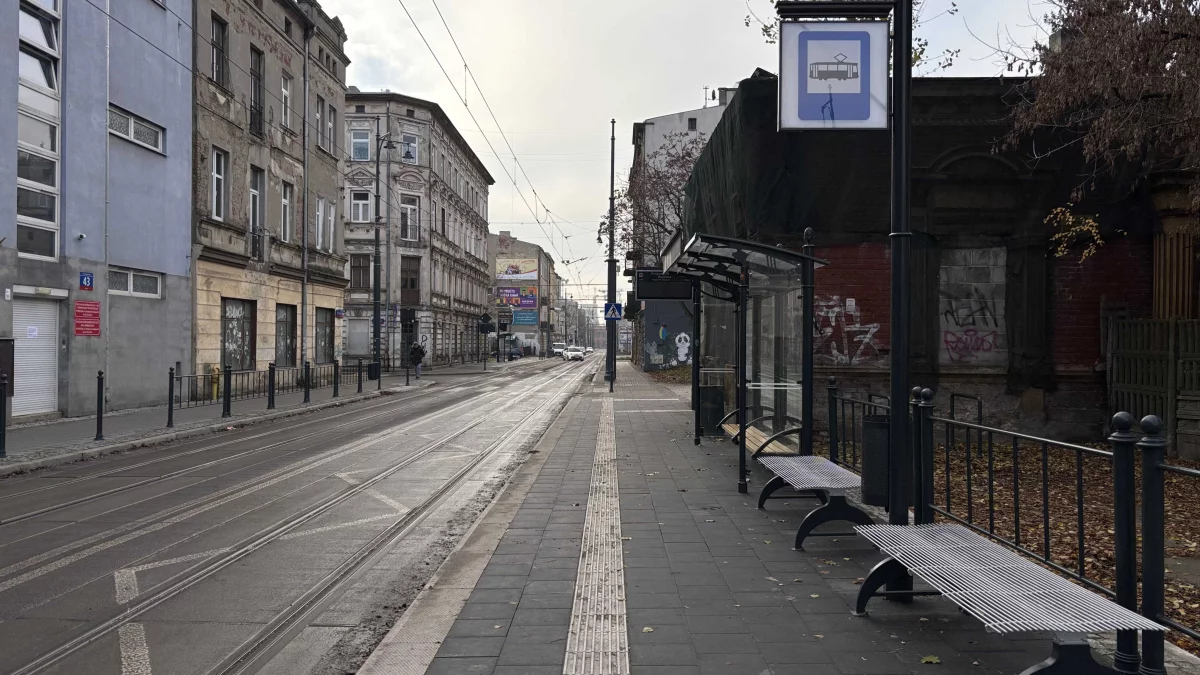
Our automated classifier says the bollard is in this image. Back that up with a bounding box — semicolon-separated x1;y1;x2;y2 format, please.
377;361;382;390
167;367;175;428
267;362;276;409
303;361;311;403
1139;415;1167;675
0;373;8;458
95;370;105;441
357;359;363;393
333;362;340;398
1108;412;1141;674
827;376;839;465
222;364;232;418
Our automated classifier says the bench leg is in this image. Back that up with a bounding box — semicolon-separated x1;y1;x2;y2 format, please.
757;476;787;509
793;494;873;550
1019;633;1114;675
853;556;910;616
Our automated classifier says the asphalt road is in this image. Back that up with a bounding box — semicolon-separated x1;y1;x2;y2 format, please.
0;356;597;675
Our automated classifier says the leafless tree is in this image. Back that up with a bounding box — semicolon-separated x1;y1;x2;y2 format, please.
599;130;708;262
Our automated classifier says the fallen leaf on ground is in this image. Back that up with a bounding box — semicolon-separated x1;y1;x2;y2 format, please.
921;655;942;664
642;627;654;633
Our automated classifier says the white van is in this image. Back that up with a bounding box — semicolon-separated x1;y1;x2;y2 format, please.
551;342;567;357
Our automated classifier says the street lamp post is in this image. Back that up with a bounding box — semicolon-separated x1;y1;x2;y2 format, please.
373;120;397;375
606;118;617;392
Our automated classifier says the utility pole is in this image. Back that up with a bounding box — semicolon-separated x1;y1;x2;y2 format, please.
373;120;395;373
606;118;617;392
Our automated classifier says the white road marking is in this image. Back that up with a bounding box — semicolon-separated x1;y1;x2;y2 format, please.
563;398;630;674
114;548;232;605
612;398;678;401
615;409;690;413
278;513;399;541
366;490;408;514
118;623;152;675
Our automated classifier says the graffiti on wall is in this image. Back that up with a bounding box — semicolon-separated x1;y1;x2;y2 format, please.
811;296;885;366
646;327;692;368
939;248;1007;366
642;300;693;370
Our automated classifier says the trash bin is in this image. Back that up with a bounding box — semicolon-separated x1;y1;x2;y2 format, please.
861;415;890;507
699;385;725;435
368;362;380;381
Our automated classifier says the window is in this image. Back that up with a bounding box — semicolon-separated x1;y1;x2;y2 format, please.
221;298;256;371
354;104;365;113
350;254;371;289
284;18;292;39
351;130;370;161
275;304;297;367
315;97;324;149
326;105;336;152
248;47;264;135
20;8;57;52
281;74;293;130
400;257;420;305
107;268;161;298
18;113;56;151
107;106;163;152
406;108;415;118
315;197;325;250
438;152;445;177
401;134;418;164
399;195;419;241
440;207;446;237
350;191;371;222
326;200;336;252
280;182;293;242
18;149;54;187
210;15;228;88
250;166;265;260
211;147;227;221
687;117;697;131
315;308;335;364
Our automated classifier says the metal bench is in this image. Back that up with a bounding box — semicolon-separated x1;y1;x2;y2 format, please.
854;523;1165;674
756;455;874;550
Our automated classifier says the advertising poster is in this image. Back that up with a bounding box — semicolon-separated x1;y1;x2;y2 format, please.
513;309;538;325
496;286;539;307
496;258;538;281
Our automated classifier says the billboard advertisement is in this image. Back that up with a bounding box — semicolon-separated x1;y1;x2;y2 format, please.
496;286;538;308
497;258;538;281
513;309;538;325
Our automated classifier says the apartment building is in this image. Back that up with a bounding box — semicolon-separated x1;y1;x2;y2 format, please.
191;0;349;376
343;90;493;367
2;0;194;419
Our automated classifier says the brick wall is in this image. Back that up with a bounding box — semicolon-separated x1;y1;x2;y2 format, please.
811;243;891;367
1051;234;1154;369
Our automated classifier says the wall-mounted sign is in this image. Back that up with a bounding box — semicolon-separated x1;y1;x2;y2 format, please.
496;258;538;281
79;272;94;291
779;21;888;130
74;300;101;337
334;308;345;319
635;269;693;301
497;307;514;323
513;309;538;325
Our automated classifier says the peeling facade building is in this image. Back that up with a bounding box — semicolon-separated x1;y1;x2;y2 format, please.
191;0;348;376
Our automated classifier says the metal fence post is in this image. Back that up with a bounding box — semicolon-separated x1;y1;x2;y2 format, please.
917;388;935;525
303;361;311;403
1108;411;1141;674
909;387;923;523
222;364;232;418
357;359;363;393
827;376;839;464
267;363;276;410
333;362;340;398
95;370;105;441
167;367;175;428
1139;415;1167;675
1;373;8;458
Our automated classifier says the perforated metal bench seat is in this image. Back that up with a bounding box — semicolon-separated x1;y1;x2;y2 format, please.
755;455;872;549
854;523;1165;675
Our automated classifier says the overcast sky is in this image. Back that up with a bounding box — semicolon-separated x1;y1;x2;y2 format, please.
321;0;1047;310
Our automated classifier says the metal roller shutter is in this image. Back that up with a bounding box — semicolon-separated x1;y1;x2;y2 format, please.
13;299;59;416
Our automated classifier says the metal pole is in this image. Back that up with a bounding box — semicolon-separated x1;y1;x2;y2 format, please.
692;280;701;446
95;370;105;441
827;376;839;464
303;360;311;403
300;26;311;367
888;0;914;529
267;362;276;409
333;361;340;397
801;229;816;455
0;373;7;458
357;358;363;393
607;118;617;392
222;364;232;418
167;367;175;428
1139;415;1167;675
377;360;382;390
1108;411;1141;674
373;117;383;370
737;281;749;494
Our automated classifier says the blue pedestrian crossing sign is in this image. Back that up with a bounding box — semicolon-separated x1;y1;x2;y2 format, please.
604;303;623;321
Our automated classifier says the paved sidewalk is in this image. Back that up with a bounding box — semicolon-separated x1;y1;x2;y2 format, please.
366;360;1147;675
1;357;536;464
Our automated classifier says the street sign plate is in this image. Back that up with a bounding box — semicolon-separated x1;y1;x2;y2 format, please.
497;308;514;323
604;303;623;321
779;21;889;130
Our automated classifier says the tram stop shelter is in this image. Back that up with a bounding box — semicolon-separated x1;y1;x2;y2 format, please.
661;230;827;493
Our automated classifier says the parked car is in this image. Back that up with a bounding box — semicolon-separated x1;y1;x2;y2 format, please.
584;346;594;354
551;342;567;357
565;346;585;361
490;348;523;360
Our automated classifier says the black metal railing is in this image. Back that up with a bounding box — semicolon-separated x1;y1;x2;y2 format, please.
170;361;375;416
825;377;889;473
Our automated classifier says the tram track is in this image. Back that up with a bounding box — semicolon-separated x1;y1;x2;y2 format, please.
6;360;591;675
0;364;539;529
